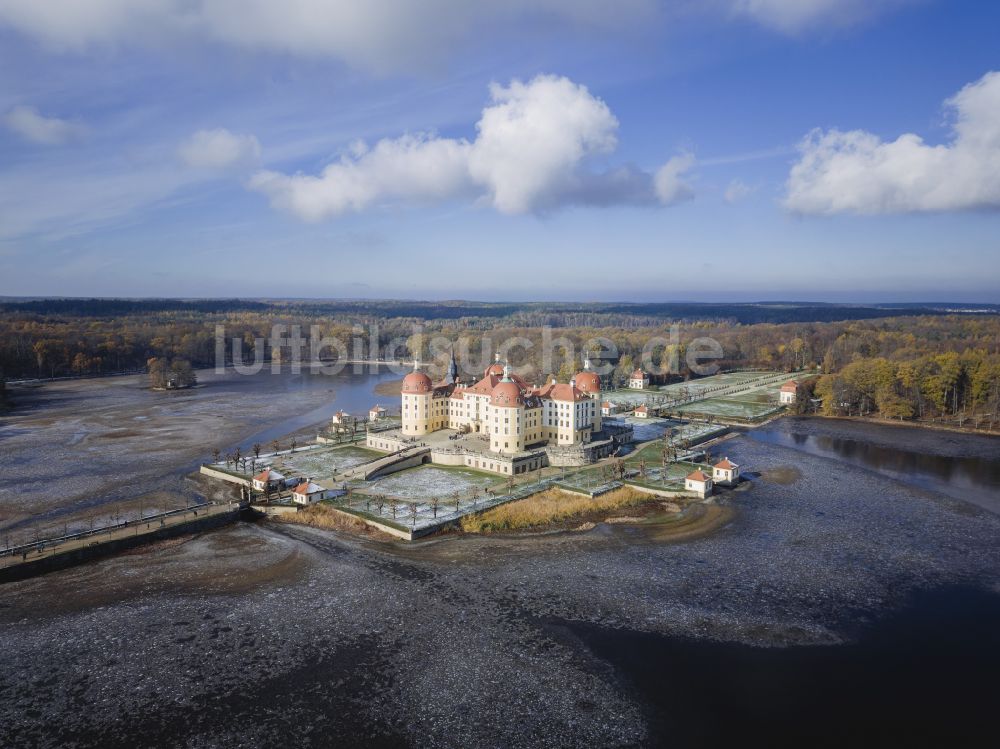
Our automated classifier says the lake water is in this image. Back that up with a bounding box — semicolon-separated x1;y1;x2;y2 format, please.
564;584;1000;747
748;420;1000;514
226;365;400;452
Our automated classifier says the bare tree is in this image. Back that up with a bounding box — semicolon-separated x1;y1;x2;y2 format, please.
614;458;626;479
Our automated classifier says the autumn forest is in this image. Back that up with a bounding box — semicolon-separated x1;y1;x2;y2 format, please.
2;299;999;429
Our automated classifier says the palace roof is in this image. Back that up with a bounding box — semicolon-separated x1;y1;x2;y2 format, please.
575;370;601;393
491;379;524;406
535;381;590;402
402;370;433;393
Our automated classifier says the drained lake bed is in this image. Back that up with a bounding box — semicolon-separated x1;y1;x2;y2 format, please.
2;410;999;747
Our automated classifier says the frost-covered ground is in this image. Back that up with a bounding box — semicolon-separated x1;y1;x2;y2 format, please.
2;418;999;747
276;445;380;480
346;465;509;529
368;465;497;500
603;371;814;425
0;370;384;534
622;416;725;444
676;397;783;420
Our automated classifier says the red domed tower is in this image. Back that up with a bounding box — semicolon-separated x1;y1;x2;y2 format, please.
401;360;434;435
488;365;526;454
401;369;432;393
485;351;505;378
575;351;601;395
490;379;524;407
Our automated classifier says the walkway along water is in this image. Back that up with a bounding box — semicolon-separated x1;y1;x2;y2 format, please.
0;502;241;584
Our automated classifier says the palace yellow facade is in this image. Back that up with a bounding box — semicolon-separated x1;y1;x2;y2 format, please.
401;354;603;456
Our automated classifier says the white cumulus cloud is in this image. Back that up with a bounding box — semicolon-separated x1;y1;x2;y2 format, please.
468;76;619;214
178;128;261;169
785;70;1000;215
4;105;85;144
250;74;694;221
249;134;471;221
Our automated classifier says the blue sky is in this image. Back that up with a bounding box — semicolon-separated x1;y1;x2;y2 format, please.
0;0;998;302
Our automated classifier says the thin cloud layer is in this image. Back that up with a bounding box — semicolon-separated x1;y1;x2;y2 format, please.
785;70;1000;215
724;178;754;203
0;1;916;72
250;75;694;221
730;0;914;33
0;1;654;72
4;105;85;144
178;128;261;169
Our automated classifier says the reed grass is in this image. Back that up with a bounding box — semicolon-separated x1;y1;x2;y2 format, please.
460;485;654;534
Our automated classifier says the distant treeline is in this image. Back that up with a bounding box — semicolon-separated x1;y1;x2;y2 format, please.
2;297;996;325
0;298;270;316
2;298;999;424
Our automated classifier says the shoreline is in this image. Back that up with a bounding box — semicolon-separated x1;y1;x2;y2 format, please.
274;487;737;548
463;499;735;543
814;413;1000;438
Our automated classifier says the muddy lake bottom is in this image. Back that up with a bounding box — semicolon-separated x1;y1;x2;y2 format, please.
2;382;1000;747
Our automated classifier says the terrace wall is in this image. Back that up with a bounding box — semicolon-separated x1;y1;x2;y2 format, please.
621;480;697;499
199;465;250;486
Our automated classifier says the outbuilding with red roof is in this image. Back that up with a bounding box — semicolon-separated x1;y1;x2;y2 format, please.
685;469;714;497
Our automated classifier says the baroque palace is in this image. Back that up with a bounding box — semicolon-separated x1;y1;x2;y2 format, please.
367;352;633;476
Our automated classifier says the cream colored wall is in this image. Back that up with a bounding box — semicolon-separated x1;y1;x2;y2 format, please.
404;383;599;451
488;403;524;454
401;392;433;435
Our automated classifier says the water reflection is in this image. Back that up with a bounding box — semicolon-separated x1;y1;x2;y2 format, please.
751;424;1000;513
227;367;399;452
